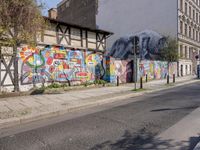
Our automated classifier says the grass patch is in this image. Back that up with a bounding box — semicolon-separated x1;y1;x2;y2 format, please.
132;88;147;92
30;87;45;95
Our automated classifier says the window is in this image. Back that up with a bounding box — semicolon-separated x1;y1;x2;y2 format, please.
193;28;195;39
193;9;195;20
185;2;188;15
180;21;183;33
189;26;191;37
180;0;183;10
186;65;188;74
189;47;192;59
199;16;200;25
189;6;192;17
196;13;199;23
196;31;198;41
199;32;200;41
185;24;188;36
180;45;183;57
185;46;188;58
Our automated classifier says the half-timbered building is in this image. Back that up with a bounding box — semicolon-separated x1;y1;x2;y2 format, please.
0;14;112;92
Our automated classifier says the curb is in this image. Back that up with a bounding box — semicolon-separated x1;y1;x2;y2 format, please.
0;79;199;131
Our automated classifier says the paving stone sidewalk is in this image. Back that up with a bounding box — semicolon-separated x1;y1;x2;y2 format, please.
0;75;198;130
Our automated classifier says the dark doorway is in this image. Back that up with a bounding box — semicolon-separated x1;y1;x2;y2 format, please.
181;65;183;76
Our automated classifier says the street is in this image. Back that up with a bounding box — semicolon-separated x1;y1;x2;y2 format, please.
0;82;200;150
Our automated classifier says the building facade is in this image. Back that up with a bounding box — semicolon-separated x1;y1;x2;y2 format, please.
178;0;200;76
96;0;200;76
57;0;98;29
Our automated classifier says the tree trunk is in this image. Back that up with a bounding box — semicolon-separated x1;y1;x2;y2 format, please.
167;61;170;84
13;44;19;92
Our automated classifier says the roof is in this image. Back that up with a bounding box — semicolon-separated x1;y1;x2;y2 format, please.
44;16;113;36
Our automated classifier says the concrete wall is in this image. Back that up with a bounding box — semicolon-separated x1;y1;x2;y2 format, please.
97;0;178;49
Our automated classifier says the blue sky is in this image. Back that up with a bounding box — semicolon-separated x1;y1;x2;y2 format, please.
41;0;62;15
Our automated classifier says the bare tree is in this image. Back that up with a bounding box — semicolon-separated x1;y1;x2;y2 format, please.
0;0;45;91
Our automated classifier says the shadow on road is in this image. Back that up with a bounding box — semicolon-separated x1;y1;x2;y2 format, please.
90;129;200;150
151;106;199;112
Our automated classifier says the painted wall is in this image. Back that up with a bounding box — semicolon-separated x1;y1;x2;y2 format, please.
104;57;133;83
18;46;104;85
104;58;177;83
139;60;177;80
108;30;167;60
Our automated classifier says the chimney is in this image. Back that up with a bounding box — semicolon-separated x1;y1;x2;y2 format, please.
48;8;57;19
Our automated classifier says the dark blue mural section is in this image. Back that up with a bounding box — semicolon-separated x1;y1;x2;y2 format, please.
108;30;166;60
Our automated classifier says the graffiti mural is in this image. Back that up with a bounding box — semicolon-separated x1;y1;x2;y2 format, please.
104;57;133;84
103;57;116;83
139;60;177;80
104;57;177;84
169;63;178;77
19;46;104;84
108;30;166;60
114;60;133;83
86;52;104;80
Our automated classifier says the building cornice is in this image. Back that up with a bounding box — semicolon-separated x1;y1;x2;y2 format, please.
178;34;200;48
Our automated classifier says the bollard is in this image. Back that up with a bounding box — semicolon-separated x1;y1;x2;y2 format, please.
167;75;170;84
117;76;119;86
173;74;175;83
146;74;148;82
140;77;143;89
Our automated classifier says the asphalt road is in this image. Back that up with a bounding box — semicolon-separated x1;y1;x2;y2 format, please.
0;82;200;150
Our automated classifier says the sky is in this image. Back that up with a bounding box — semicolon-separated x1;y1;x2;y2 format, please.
41;0;62;15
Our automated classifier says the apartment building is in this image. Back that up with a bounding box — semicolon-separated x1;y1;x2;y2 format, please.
178;0;200;76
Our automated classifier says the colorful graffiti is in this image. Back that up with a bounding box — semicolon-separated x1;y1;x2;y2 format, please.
104;57;177;83
114;60;133;83
86;52;104;80
139;60;177;80
103;57;116;83
104;57;133;83
19;46;104;84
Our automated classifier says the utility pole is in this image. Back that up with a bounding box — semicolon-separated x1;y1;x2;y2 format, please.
134;38;137;90
132;36;139;91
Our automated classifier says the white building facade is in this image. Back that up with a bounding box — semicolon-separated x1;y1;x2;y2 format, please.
178;0;200;76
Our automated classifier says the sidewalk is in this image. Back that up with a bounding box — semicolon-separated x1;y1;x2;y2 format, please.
156;107;200;150
0;75;198;131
